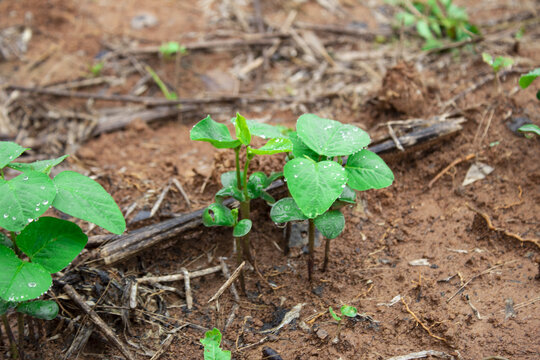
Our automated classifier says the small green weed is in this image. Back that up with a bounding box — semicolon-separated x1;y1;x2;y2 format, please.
329;305;357;341
159;41;187;58
200;328;231;360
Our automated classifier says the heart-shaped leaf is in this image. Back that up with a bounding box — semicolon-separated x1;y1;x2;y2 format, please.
202;203;235;227
221;171;243;188
190;115;241;149
0;245;52;303
16;300;58;320
297;114;370;157
234;113;251;145
340;305;357;318
231;117;286;140
200;328;231;360
16;217;88;273
345;150;394;191
0;171;57;232
247;137;293;156
215;186;245;203
8;155;68;175
233;219;252;237
338;185;356;204
289;131;318;161
314;210;345;239
247;172;267;199
52;171;126;235
270;197;308;223
284;158;347;218
0;142;28;169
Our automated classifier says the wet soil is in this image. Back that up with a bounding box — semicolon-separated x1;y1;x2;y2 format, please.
1;0;539;359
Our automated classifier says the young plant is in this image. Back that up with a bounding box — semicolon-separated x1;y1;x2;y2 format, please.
0;141;126;358
270;114;394;281
482;53;514;93
200;328;230;360
159;41;187;59
191;114;291;291
391;0;480;50
519;67;540;100
329;305;357;341
146;65;178;100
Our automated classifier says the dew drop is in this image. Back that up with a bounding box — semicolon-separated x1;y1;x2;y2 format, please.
294;175;298;178
35;207;40;212
12;216;16;220
28;218;33;223
42;200;49;205
40;186;45;190
3;214;7;218
375;165;379;169
27;282;37;288
341;184;346;188
23;176;29;181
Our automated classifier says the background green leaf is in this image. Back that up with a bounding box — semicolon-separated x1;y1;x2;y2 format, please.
0;245;52;302
270;197;308;223
519;68;540;89
284;158;347;218
202;203;235;227
289;131;318;161
297;114;370;157
16;300;58;320
314;210;345;239
233;219;252;237
16;217;88;273
345;150;394;191
8;155;68;175
0;171;56;232
0;141;28;169
190;115;241;149
232;118;285;140
52;171;126;234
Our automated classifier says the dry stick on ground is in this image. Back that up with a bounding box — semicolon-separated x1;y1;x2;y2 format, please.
386;350;456;360
428;153;476;188
171;177;191;209
138;265;222;284
446;260;517;303
63;284;136;360
181;268;193;310
466;203;540;249
208;261;246;303
400;297;448;343
150;181;171;218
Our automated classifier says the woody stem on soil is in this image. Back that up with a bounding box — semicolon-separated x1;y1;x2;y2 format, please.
323;238;330;272
2;314;19;359
308;218;315;282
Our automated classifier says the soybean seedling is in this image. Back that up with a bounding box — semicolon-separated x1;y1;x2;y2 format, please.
159;41;187;59
270;114;394;281
329;305;357;342
0;141;126;358
191;113;291;291
482;53;514;94
200;328;231;360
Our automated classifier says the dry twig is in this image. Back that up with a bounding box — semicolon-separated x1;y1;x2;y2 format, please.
428;153;476;188
401;297;447;343
208;261;245;303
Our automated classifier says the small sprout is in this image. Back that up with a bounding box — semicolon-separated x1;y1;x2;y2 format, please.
482;53;514;94
518;124;540;138
329;305;358;342
89;61;104;77
145;65;178;100
200;328;231;360
159;41;187;58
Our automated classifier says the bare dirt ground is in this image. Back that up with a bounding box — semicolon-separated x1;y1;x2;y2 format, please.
1;0;539;359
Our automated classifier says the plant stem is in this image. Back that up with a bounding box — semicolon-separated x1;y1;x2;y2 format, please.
235;237;246;294
234;147;242;189
10;232;21;257
336;320;342;340
240;155;255;267
308;218;315;282
2;314;19;359
323;238;330;272
283;222;291;256
17;313;24;352
234;146;246;294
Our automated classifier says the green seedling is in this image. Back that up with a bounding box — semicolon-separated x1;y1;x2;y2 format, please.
391;0;480;50
482;53;514;93
518;67;540;100
146;65;178;100
518;124;540;138
0;141;125;358
200;328;231;360
191;114;291;291
159;41;187;58
89;61;104;77
329;305;357;341
270;114;394;281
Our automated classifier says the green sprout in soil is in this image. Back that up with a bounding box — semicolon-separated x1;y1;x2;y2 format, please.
329;305;357;341
159;41;187;59
482;53;514;93
89;61;104;77
391;0;480;50
190;114;291;292
200;328;230;360
146;65;178;100
0;141;125;359
270;114;394;281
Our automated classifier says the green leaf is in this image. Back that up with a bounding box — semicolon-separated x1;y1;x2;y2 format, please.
492;56;514;72
0;298;11;314
16;300;58;320
215;186;245;203
314;210;345;239
338;185;356;204
329;307;341;322
265;171;283;187
7;155;68;175
518;124;540;136
297;114;370;157
0;245;52;302
190;115;241;149
202;203;235;227
247;137;293;156
345;150;394;191
422;38;443;50
260;191;275;204
232;118;286;140
234;113;251;146
0;142;28;169
159;41;186;57
270;197;308;223
416;20;433;39
0;171;57;232
289;131;318;161
16;217;87;273
247;172;267;199
200;328;231;360
233;219;252;237
395;12;416;27
519;68;540;89
0;233;13;249
221;171;243;188
52;171;126;235
340;305;357;318
284;158;347;218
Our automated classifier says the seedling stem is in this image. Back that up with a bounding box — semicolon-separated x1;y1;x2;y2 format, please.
308;218;315;281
